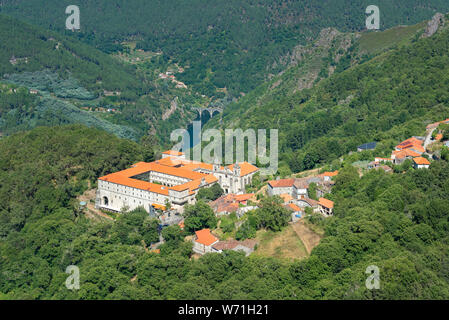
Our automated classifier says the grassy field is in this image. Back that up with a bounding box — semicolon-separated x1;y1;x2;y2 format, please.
253;226;309;261
358;22;425;55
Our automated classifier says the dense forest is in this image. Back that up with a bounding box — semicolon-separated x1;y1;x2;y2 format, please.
209;14;449;174
1;2;449;301
2;0;449;95
0;14;203;144
1;125;449;299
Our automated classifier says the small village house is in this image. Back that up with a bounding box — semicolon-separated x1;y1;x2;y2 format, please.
317;197;334;217
284;203;304;222
320;171;339;182
212;239;258;256
293;179;309;199
267;178;295;197
193;229;219;255
413;157;430;169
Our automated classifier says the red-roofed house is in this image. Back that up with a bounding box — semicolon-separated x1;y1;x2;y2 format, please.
210;193;254;216
317;197;334;217
392;149;421;164
320;171;339;182
267;178;295;196
413;157;430;169
193;229;219;255
284;203;304;222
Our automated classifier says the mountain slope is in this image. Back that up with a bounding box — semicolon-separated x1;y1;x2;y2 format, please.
210;14;449;173
0;14;202;142
2;0;449;96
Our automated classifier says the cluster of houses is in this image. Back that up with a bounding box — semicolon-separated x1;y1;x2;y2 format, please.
9;56;28;65
80;106;119;113
189;171;340;256
266;171;337;220
209;193;257;217
365;118;449;171
192;228;258;256
367;136;431;170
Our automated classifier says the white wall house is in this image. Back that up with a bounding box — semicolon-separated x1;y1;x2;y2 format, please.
267;179;295;197
192;229;220;255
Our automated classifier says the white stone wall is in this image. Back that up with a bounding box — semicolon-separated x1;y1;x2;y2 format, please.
97;166;257;213
268;186;293;197
293;187;308;199
192;240;219;255
97;180;169;212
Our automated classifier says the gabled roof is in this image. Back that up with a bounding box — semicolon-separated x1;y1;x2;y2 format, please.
162;150;184;156
413;157;430;165
397;137;423;147
268;178;295;188
234;193;254;202
297;198;319;207
319;197;334;209
393;149;421;159
195;229;219;246
320;170;339;177
285;203;302;212
294;178;309;189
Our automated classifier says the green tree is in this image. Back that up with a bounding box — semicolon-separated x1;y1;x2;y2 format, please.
184;201;217;233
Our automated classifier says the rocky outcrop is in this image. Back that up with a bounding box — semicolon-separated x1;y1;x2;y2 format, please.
162;97;178;120
422;13;445;38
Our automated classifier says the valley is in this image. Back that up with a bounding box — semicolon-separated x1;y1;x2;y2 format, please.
1;1;449;302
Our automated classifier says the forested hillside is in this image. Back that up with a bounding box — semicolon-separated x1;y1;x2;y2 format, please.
1;125;449;299
209;14;449;174
0;14;203;143
2;0;449;96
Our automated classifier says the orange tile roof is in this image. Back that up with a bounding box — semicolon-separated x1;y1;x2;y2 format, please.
195;229;219;246
436;134;443;141
162;150;184;156
321;170;339;177
285;203;302;212
152;204;166;211
319;197;334;209
393;149;421;159
268;178;295;188
228;162;259;177
99;173;170;195
170;175;218;192
234;193;255;202
100;158;258;196
413;157;430;165
397;137;423;148
280;193;294;203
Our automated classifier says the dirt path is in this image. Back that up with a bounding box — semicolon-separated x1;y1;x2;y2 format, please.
78;189;114;221
291;220;322;254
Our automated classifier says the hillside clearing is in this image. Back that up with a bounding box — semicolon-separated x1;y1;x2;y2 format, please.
253;226;309;261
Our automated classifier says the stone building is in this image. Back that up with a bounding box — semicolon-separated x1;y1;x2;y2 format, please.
96;151;259;213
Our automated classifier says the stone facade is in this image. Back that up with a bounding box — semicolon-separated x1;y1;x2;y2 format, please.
96;153;259;213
